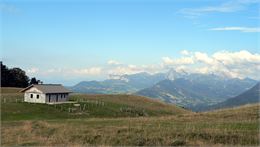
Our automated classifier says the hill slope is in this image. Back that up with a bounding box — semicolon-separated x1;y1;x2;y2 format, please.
1;88;189;121
206;82;260;110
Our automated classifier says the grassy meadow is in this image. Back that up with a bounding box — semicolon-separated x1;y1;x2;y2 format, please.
1;87;260;146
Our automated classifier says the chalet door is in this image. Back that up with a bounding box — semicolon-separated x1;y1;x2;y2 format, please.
48;95;51;102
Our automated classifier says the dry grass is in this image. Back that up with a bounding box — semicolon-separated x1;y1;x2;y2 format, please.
0;87;22;94
1;104;259;146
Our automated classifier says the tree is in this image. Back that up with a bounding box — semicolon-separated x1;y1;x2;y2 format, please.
8;68;29;87
1;62;42;88
29;77;42;85
1;62;9;87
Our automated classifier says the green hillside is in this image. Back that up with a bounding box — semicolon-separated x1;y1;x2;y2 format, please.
1;88;189;121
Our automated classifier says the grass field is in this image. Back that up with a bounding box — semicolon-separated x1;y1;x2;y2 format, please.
1;87;259;146
1;88;189;121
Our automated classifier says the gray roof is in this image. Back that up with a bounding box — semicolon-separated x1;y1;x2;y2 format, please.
20;84;72;94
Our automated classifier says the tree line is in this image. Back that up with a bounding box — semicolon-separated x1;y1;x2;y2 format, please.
1;62;42;88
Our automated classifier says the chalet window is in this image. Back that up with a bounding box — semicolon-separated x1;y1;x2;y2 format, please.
30;94;33;98
37;95;39;99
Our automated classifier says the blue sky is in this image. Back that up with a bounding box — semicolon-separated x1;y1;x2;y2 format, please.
1;0;260;85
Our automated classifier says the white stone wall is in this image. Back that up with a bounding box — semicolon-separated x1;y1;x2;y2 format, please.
24;92;46;103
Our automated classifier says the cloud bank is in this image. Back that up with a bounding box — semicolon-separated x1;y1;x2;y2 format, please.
26;50;260;82
162;50;260;80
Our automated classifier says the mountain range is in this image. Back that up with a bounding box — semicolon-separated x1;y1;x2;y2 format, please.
136;74;257;109
70;72;165;94
69;69;258;110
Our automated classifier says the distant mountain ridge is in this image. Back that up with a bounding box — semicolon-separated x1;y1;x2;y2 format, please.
70;72;165;94
205;82;260;111
69;69;258;111
136;73;257;109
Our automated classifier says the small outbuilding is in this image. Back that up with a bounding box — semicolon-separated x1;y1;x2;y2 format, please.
20;84;72;104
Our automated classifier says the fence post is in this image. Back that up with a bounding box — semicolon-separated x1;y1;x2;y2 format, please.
128;118;131;136
83;104;86;110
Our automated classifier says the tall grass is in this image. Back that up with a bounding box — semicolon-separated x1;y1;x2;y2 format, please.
2;104;259;146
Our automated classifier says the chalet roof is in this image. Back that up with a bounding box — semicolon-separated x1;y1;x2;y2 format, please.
20;84;72;94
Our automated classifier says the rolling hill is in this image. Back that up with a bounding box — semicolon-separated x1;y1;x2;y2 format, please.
1;87;189;121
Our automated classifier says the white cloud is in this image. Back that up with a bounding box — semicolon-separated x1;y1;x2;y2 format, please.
73;67;102;75
162;57;174;65
108;64;148;75
194;52;214;64
210;27;260;33
213;50;260;65
180;50;190;56
180;0;260;17
162;56;194;66
27;67;102;78
162;50;260;80
106;63;164;76
107;60;121;65
27;68;39;74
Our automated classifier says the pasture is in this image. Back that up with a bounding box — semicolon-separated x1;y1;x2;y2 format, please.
1;87;259;146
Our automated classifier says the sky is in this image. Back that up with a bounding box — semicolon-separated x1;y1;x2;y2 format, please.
1;0;260;85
